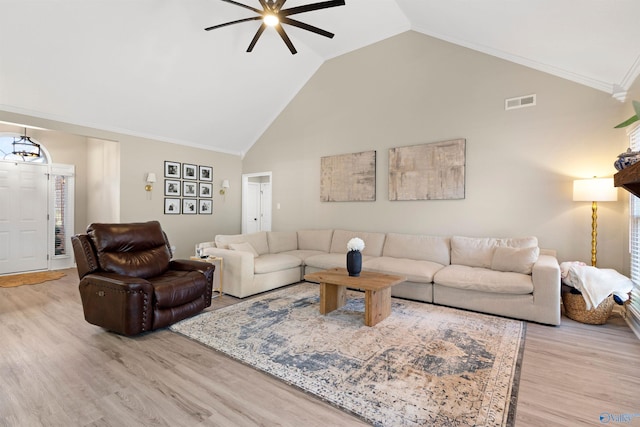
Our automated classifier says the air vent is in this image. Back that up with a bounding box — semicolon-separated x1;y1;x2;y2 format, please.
505;94;536;110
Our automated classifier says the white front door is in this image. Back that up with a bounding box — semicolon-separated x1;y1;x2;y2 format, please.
0;162;48;274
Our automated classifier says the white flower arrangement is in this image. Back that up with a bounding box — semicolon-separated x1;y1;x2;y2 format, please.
347;237;365;252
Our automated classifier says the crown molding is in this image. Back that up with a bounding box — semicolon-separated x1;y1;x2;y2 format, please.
411;25;626;101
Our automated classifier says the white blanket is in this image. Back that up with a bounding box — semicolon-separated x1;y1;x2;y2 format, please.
560;262;633;310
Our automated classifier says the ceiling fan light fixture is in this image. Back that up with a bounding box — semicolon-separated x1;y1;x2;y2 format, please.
263;14;279;27
206;0;346;54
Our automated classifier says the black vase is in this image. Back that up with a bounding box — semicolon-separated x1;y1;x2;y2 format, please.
346;250;362;277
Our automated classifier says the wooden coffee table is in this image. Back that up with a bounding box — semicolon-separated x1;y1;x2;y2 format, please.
304;268;406;326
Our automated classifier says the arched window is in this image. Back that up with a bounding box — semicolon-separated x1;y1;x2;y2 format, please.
0;133;48;163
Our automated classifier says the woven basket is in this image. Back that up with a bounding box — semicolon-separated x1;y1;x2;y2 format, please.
562;292;614;325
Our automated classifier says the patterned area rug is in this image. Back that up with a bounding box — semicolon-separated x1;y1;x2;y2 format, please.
171;283;525;427
0;271;66;288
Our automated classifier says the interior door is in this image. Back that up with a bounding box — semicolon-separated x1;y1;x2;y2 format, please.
246;182;261;234
0;162;48;274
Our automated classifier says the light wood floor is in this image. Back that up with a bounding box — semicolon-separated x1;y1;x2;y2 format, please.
1;268;639;427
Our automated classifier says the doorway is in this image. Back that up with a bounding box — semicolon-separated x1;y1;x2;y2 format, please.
0;133;76;274
242;172;272;234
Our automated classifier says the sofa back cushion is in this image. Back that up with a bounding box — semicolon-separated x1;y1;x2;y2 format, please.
215;231;270;255
491;246;540;274
383;233;450;265
451;236;538;268
87;221;171;279
267;231;298;254
297;229;334;252
330;229;386;256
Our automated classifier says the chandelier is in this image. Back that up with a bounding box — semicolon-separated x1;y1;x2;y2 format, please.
12;128;41;158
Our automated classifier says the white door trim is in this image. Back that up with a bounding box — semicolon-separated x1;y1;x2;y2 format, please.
241;171;272;234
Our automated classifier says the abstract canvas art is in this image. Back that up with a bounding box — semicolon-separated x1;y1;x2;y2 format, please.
389;139;466;201
320;150;376;202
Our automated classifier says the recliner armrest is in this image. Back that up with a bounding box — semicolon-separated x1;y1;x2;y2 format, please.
170;259;215;273
169;259;216;306
78;272;155;335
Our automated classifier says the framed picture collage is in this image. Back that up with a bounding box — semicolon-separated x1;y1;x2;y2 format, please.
164;161;213;215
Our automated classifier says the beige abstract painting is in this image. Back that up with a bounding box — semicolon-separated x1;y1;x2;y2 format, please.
389;139;465;200
321;150;376;202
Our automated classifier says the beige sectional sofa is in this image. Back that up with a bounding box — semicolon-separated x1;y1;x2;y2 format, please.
197;229;561;325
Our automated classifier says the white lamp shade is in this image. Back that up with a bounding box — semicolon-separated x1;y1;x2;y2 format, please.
146;173;157;183
221;179;230;189
573;178;617;202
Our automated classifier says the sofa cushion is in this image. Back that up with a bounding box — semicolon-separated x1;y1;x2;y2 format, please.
330;230;386;256
254;254;302;274
450;236;496;268
491;246;540;274
267;231;298;254
450;236;538;268
364;257;444;283
215;231;269;255
297;229;334;252
434;265;534;294
229;242;259;258
382;233;450;265
280;250;328;263
304;253;377;270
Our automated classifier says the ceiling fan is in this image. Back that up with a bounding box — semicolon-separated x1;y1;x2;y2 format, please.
205;0;346;55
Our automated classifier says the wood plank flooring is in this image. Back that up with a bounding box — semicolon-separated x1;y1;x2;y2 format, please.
1;268;639;426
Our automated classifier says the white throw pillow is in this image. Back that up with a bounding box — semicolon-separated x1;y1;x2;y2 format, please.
491;246;540;274
228;242;259;258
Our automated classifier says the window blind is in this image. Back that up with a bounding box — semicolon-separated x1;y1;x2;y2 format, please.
54;175;67;256
627;126;640;337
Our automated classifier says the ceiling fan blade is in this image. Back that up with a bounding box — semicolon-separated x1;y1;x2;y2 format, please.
220;0;263;14
247;23;267;52
274;25;297;54
280;0;345;17
205;16;262;31
281;17;334;38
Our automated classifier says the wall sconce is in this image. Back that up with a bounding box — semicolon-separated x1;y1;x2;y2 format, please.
573;177;618;266
145;173;157;192
220;179;230;195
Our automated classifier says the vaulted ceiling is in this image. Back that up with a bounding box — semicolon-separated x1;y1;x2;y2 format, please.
1;0;639;156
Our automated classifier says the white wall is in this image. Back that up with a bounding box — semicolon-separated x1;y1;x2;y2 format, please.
0;110;244;260
87;138;120;224
243;31;630;272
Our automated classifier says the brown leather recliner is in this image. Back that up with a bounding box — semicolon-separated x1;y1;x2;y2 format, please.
71;221;215;336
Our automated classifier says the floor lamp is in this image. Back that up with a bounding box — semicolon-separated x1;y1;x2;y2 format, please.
573;177;618;266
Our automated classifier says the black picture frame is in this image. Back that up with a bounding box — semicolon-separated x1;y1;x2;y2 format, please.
183;181;197;197
199;199;213;214
164;161;181;179
199;165;213;181
183;163;197;180
164;198;180;214
199;182;213;198
164;179;181;196
182;198;197;214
